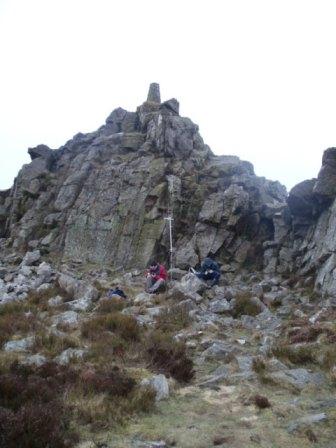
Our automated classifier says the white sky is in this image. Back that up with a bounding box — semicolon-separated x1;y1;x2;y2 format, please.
1;0;336;191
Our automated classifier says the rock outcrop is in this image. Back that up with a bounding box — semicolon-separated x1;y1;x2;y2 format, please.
2;83;336;298
284;148;336;297
0;84;287;272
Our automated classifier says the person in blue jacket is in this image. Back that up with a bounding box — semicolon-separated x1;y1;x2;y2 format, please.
196;255;220;286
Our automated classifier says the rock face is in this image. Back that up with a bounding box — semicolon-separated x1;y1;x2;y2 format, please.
2;83;336;297
283;147;336;297
0;84;287;272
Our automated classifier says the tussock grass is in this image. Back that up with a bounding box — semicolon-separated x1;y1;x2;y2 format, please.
0;307;38;346
92;279;109;299
26;284;65;307
0;301;28;316
33;332;79;357
252;357;267;374
71;385;155;430
81;312;140;342
288;326;324;344
155;304;191;334
146;330;194;383
272;343;316;365
232;291;261;318
96;297;126;313
86;334;128;365
318;346;336;370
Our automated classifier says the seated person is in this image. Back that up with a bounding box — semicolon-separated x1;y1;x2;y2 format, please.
196;256;220;286
145;260;168;293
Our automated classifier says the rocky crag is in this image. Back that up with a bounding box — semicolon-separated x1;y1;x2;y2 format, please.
0;83;288;274
0;84;336;447
2;84;336;298
286;147;336;297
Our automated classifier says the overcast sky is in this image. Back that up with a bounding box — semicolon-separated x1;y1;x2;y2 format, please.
1;0;336;191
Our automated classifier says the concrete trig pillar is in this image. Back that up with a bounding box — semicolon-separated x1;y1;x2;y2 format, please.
147;83;161;103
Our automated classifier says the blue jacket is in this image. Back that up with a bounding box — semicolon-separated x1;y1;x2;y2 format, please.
201;258;220;274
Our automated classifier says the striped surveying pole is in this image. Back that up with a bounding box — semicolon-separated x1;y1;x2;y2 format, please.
164;215;174;280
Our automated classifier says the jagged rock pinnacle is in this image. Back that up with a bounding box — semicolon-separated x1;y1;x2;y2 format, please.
147;82;161;103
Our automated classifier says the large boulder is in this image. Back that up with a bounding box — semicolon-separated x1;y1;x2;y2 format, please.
21;250;41;266
141;374;169;401
52;311;79;327
314;147;336;200
288;179;318;218
3;336;35;352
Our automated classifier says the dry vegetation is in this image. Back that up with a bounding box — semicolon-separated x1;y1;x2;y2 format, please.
95;296;126;313
252;394;271;409
0;282;195;446
0;302;39;346
33;332;79;357
231;291;261;318
0;357;158;446
146;330;194;383
0;361;78;447
272;317;336;373
81;313;140;342
272;344;316;365
155;304;191;334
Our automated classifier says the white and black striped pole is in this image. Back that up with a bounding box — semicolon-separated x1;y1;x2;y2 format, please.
164;215;174;276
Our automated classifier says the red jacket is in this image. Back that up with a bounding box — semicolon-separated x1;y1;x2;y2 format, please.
146;264;168;281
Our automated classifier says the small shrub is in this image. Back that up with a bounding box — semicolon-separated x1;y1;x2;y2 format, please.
92;279;109;298
288;326;324;344
213;436;230;446
27;285;60;306
81;313;140;342
0;301;26;316
253;394;271;409
27;282;72;307
82;366;136;397
272;344;316;365
75;395;115;429
33;332;79;357
155;305;191;334
318;347;336;370
0;366;71;412
305;428;318;443
0;373;25;410
7;361;78;394
232;292;261;318
288;317;309;327
76;383;155;430
327;332;336;343
0;362;78;446
81;318;102;340
104;313;140;341
0;401;75;448
96;297;125;313
87;334;127;364
252;357;266;374
146;330;194;382
127;385;156;413
0;312;38;346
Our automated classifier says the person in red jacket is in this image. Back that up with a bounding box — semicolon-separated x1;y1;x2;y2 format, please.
145;260;168;293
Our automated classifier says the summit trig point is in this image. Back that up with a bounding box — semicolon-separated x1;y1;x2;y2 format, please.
147;82;161;103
